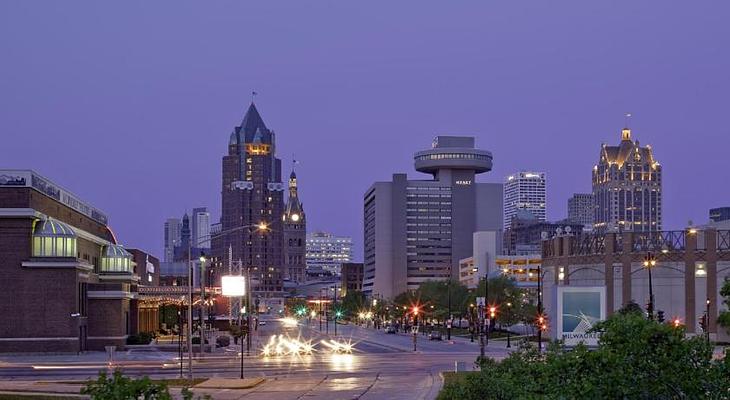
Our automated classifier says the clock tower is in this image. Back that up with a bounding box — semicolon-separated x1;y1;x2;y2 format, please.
283;168;307;283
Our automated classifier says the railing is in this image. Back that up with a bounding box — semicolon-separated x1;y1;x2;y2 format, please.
719;230;730;251
632;231;685;253
570;234;605;256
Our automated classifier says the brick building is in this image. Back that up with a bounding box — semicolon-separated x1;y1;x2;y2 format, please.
0;170;154;352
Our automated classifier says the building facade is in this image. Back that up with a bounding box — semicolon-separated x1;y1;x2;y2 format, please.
363;136;502;299
340;262;364;297
593;127;662;232
305;231;352;277
191;207;210;249
503;171;546;230
504;213;584;255
163;218;181;262
541;228;730;342
710;207;730;223
0;170;146;352
212;102;287;298
568;193;594;230
283;170;306;284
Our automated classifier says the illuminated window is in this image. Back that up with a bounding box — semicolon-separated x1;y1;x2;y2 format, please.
32;219;77;258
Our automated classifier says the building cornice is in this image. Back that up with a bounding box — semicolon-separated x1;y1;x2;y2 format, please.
22;260;94;271
88;290;136;300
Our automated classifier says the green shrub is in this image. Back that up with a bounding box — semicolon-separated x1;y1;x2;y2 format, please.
81;370;172;400
126;332;154;345
439;313;730;399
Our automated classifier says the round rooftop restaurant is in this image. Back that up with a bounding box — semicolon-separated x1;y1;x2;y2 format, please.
32;218;77;258
414;148;493;175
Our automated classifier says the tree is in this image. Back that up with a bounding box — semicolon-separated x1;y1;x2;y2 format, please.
718;278;730;336
617;300;643;316
438;313;730;400
340;290;366;318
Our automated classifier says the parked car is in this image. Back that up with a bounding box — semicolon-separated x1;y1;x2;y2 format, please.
385;325;397;334
428;330;443;341
258;321;267;326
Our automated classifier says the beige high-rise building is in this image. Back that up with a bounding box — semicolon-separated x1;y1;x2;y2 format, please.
592;127;662;232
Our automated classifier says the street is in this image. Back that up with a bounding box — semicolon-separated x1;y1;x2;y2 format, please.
0;316;513;399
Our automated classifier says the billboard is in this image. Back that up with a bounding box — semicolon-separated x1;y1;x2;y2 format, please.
556;286;606;346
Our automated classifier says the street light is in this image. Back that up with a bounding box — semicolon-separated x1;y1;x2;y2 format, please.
221;275;246;379
706;298;711;343
643;252;657;320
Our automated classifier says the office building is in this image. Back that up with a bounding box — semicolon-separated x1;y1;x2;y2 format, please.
503;171;546;230
363;136;502;299
340;262;364;297
541;228;730;342
593;127;662;232
212;102;293;300
306;231;352;277
710;207;730;223
283;169;307;284
191;207;210;249
0;170;155;352
504;212;583;255
568;193;594;230
163;218;181;262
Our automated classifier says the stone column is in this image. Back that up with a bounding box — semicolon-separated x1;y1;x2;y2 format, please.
705;229;718;334
605;233;615;316
685;229;697;333
621;232;633;307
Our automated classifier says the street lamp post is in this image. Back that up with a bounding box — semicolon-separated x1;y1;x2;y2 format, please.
506;302;512;348
537;261;543;353
447;279;452;341
643;253;657;321
221;275;246;379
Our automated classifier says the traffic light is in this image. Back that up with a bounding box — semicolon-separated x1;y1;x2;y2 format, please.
537;315;547;331
656;310;665;323
672;318;681;328
335;310;343;318
489;306;496;319
412;306;419;316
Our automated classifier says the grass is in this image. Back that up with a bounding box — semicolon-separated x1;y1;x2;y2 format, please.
442;371;479;386
39;378;207;387
0;395;84;399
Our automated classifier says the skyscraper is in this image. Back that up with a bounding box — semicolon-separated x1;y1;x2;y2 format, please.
191;207;210;249
213;102;285;295
283;169;306;284
163;218;181;262
568;193;594;230
503;171;546;230
363;136;502;299
593;127;662;232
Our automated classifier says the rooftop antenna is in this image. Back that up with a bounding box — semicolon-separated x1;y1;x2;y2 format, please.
251;90;258;103
624;112;632;129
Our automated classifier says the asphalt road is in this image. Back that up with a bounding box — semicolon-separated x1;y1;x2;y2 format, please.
0;316;509;399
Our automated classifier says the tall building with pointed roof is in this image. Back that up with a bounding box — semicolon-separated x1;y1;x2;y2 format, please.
592;127;662;232
213;102;285;296
283;168;306;283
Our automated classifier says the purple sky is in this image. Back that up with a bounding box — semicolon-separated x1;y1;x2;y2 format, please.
2;2;729;260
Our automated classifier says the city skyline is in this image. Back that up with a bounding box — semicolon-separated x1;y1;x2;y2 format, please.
2;2;729;261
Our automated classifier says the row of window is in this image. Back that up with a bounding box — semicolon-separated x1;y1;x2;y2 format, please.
415;153;490;161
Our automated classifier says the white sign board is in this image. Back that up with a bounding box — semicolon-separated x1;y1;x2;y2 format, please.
476;297;485;307
221;275;246;297
556;286;606;347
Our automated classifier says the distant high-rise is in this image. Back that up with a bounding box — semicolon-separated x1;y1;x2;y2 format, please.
283;169;306;283
568;193;594;230
212;102;285;295
163;218;181;262
306;232;352;277
710;207;730;223
593;127;662;232
503;171;546;230
191;207;210;249
363;136;502;299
